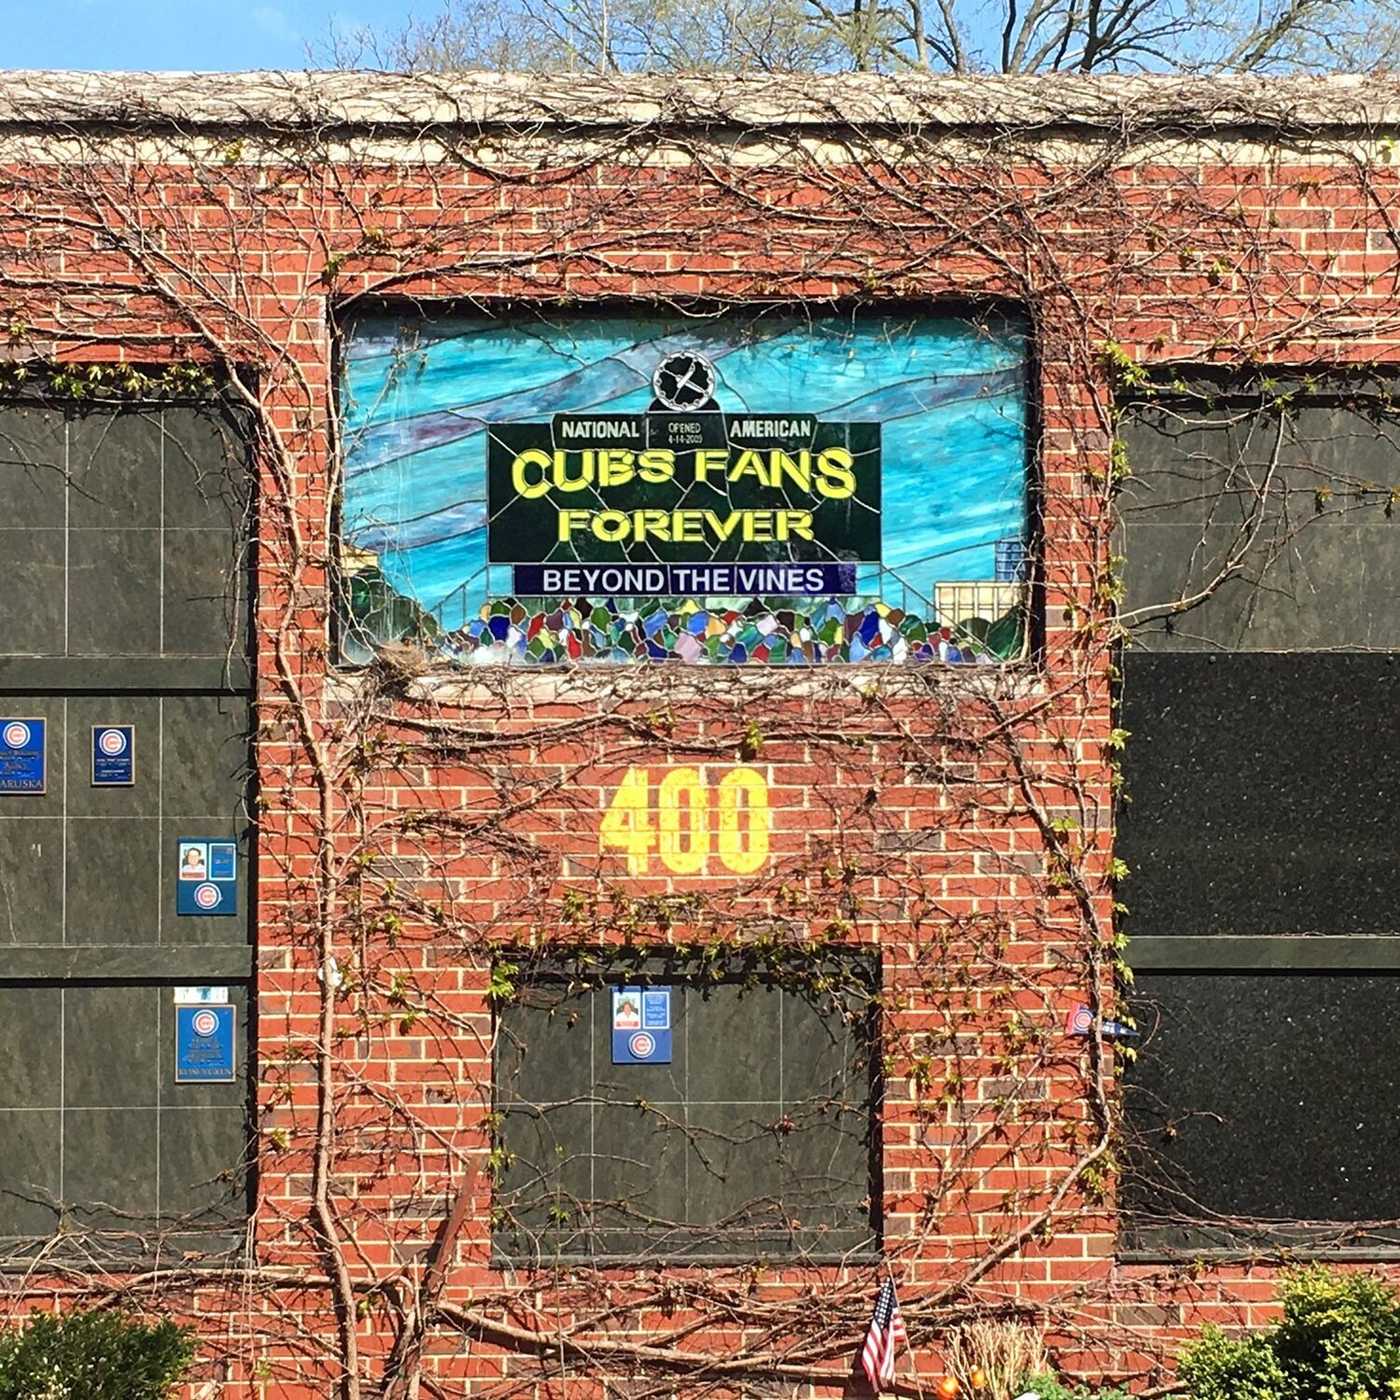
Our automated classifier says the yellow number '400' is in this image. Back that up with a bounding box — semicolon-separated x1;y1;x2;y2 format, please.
599;766;770;877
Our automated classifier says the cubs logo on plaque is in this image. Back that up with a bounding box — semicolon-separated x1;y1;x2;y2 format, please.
612;985;673;1064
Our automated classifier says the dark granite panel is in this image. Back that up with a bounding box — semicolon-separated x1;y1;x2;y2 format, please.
0;400;249;672
0;981;249;1254
783;985;876;1249
776;1099;875;1243
687;983;781;1102
0;947;254;980
684;1100;785;1231
0;405;67;529
1117;408;1253;522
1119;390;1400;652
0;400;251;669
1122;973;1400;1248
63;984;159;1108
1123;521;1400;652
783;990;868;1103
1117;653;1400;936
68;412;162;530
496;982;594;1107
0;657;250;691
67;529;162;656
0;696;250;953
1130;936;1400;970
65;695;160;819
0;1110;61;1238
494;1102;593;1255
0;818;66;944
160;695;250;820
64;816;160;945
1119;521;1266;653
1235;520;1398;649
591;1057;688;1112
1121;394;1400;526
160;407;250;531
0;530;66;656
590;1100;690;1241
0;985;62;1110
62;1106;159;1233
495;961;879;1261
162;530;242;658
157;1105;249;1236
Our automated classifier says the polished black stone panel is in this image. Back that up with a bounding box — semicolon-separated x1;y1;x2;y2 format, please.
1122;972;1400;1251
1117;653;1400;937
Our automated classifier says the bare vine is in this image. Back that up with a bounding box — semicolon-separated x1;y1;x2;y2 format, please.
0;70;1393;1398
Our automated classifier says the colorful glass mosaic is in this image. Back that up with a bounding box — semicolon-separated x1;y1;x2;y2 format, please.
420;595;1026;666
339;311;1030;666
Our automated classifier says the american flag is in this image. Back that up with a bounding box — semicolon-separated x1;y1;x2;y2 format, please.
860;1279;907;1391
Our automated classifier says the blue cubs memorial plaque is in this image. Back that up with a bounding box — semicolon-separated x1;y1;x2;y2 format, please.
0;718;46;794
91;725;135;786
175;1003;237;1083
176;837;238;916
612;985;672;1065
1064;1001;1140;1043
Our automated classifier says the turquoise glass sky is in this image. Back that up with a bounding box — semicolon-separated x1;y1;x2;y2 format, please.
340;310;1029;620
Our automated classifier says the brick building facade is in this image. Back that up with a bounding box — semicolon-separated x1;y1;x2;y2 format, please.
0;69;1396;1397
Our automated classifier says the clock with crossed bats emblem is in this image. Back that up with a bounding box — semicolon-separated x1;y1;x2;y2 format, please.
651;352;718;411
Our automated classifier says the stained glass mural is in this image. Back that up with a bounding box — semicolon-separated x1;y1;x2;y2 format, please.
338;310;1031;666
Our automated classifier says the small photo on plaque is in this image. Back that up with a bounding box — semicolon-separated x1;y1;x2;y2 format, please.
178;841;208;881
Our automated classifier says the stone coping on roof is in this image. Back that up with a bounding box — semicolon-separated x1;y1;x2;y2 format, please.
0;69;1395;134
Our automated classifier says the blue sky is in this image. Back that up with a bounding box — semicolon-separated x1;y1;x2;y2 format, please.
1;0;412;69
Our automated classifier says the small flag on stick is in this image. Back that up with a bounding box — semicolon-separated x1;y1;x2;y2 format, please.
860;1278;907;1391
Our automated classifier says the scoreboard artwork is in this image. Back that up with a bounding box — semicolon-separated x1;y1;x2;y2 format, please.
340;312;1030;666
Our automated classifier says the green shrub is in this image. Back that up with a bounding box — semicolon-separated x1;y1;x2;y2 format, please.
1019;1370;1131;1400
1179;1266;1400;1400
1179;1326;1288;1400
0;1309;195;1400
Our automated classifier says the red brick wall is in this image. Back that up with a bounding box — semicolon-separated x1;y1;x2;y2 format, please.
4;118;1396;1395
